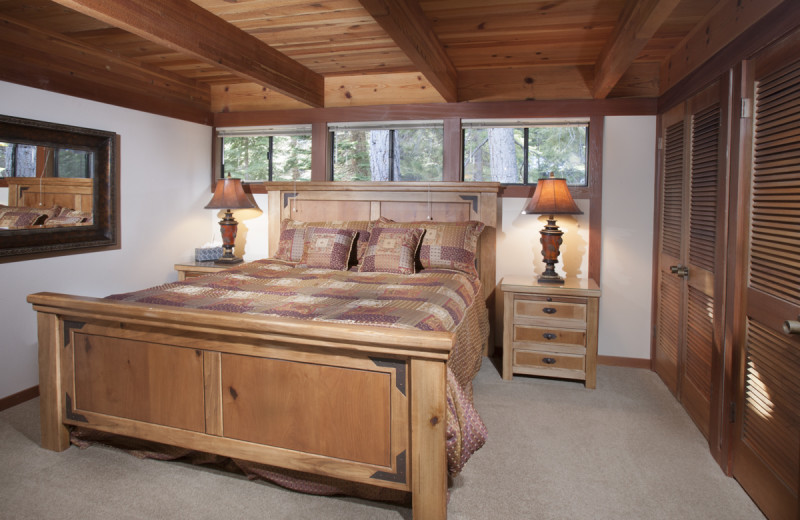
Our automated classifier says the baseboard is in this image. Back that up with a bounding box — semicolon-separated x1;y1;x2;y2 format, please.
597;355;651;369
0;385;39;412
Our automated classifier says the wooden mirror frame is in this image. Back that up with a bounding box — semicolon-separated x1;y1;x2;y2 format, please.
0;115;119;262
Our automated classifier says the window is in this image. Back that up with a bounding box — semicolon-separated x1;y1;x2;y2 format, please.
218;126;312;182
463;120;588;185
0;142;92;178
330;121;443;181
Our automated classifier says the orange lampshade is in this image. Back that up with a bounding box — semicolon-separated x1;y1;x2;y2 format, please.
521;174;582;216
204;177;257;210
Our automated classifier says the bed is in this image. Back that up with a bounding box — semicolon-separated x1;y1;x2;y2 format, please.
1;177;93;228
28;181;499;519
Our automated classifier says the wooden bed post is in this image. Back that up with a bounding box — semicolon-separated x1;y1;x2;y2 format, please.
37;312;69;451
410;358;448;519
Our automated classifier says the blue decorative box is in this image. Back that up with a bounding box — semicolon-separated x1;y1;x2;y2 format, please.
195;247;223;262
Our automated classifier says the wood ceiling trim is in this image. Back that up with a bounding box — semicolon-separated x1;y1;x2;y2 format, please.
49;0;325;108
357;0;458;103
0;13;211;124
593;0;681;99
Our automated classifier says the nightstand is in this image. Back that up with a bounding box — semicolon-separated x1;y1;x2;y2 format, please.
174;261;229;281
501;276;600;388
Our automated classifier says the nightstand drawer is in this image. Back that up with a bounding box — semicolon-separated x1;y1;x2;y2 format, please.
513;324;586;348
513;350;585;372
514;297;587;324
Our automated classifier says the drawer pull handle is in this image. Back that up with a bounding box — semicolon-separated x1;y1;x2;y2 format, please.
542;307;557;314
546;297;553;302
543;333;557;340
543;357;557;365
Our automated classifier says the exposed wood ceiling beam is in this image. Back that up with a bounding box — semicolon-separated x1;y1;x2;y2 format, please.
358;0;458;103
592;0;680;99
0;14;211;124
49;0;325;108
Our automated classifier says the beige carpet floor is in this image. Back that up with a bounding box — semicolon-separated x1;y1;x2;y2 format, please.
0;358;765;519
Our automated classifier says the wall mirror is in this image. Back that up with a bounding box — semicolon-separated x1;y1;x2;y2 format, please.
0;115;119;262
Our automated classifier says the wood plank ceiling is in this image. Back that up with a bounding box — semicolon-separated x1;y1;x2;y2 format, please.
0;0;785;123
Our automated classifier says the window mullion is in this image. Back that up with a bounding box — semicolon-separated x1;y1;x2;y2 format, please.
523;128;529;184
268;137;274;182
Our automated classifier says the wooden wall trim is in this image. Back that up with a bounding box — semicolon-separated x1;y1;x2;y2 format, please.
597;355;651;370
588;114;604;283
442;117;462;182
0;385;39;412
311;122;329;181
214;98;656;128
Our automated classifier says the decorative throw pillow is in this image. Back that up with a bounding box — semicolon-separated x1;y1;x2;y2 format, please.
359;226;424;275
376;217;485;277
274;219;372;265
44;215;86;226
0;210;49;228
297;227;357;270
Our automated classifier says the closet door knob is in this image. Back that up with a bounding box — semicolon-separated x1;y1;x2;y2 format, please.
783;318;800;335
669;265;689;278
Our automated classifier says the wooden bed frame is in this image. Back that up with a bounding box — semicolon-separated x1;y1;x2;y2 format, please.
7;177;93;213
28;182;499;519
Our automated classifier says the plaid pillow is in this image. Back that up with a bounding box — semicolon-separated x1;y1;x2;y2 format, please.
44;215;86;226
0;207;59;228
376;217;484;277
274;219;372;265
359;226;424;275
297;227;357;270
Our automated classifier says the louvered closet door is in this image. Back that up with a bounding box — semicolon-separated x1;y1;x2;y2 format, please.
732;49;800;520
654;104;687;396
653;83;725;442
681;88;724;441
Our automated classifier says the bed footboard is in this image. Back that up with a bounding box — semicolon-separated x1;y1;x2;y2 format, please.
30;292;452;519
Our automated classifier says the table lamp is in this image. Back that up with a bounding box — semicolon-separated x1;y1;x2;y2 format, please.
204;176;257;264
521;172;583;284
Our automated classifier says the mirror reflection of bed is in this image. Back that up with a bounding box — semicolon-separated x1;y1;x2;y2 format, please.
0;177;93;229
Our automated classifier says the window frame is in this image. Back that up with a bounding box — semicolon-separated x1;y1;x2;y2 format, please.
216;125;312;183
328;120;445;182
461;119;590;186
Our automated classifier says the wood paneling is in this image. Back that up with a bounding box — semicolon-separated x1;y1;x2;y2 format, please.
358;0;457;102
221;353;392;465
49;0;325;107
0;0;771;115
73;333;206;432
592;0;680;99
660;0;784;95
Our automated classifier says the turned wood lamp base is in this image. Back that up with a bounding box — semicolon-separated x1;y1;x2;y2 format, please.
538;215;565;284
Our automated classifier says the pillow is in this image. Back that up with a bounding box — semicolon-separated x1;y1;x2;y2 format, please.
274;219;372;265
0;210;49;228
297;227;357;270
359;226;424;275
376;217;485;277
44;215;86;227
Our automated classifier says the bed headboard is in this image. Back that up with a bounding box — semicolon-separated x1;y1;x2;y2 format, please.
7;177;93;212
265;181;500;305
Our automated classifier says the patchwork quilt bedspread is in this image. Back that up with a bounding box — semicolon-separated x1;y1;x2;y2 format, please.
106;259;489;477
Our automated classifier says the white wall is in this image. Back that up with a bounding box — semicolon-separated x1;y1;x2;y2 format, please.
598;116;656;360
0;82;212;399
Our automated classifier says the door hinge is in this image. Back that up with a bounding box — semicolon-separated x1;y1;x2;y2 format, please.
657;137;663;150
741;98;752;118
730;401;736;423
